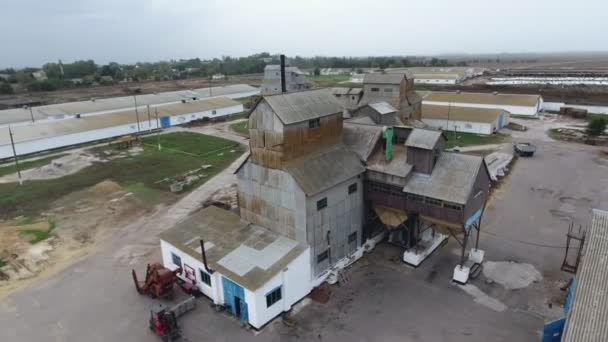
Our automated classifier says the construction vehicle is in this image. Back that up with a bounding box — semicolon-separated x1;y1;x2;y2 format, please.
150;297;197;341
133;263;182;299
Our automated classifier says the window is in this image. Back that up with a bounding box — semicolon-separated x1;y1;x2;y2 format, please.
171;252;181;267
317;197;327;210
371;87;380;92
351;96;355;100
212;110;217;115
348;232;357;243
266;286;282;308
444;202;463;211
317;250;329;263
425;197;442;207
309;118;321;128
348;183;358;194
465;123;473;129
384;88;393;93
199;269;211;286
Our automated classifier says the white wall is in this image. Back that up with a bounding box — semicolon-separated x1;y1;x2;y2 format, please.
414;79;457;85
422;118;493;135
423;100;539;117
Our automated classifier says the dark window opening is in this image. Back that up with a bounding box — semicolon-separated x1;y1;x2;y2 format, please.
171;253;181;267
199;269;211;286
371;87;380;92
317;197;327;210
266;286;282;307
348;232;357;243
317;250;329;263
348;183;358;194
309;118;321;128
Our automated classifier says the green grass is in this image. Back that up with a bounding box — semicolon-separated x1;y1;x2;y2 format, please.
0;132;245;219
16;216;35;226
19;218;56;244
230;121;249;136
0;258;5;268
0;154;67;177
306;74;352;87
445;132;509;149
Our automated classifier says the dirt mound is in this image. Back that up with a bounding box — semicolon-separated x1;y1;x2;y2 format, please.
89;180;122;196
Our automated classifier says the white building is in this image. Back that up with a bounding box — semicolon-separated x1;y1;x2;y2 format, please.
413;73;461;85
421;104;510;135
159;206;312;330
211;73;225;80
423;91;543;117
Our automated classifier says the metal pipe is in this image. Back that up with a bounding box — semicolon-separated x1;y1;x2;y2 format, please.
280;54;287;93
200;239;214;274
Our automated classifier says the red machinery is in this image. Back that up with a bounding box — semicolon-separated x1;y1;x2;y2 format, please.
150;304;181;342
132;263;182;299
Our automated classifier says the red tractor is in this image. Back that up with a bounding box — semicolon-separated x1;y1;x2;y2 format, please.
132;263;182;299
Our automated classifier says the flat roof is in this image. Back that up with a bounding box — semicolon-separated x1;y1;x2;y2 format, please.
424;91;541;107
0;97;240;145
563;209;608;342
422;104;507;124
0;84;257;125
159;205;307;291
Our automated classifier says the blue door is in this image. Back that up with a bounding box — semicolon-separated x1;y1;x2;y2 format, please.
542;318;565;342
497;114;504;129
160;116;171;128
222;277;248;322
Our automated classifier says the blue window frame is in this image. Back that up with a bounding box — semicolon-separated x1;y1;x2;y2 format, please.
266;286;282;308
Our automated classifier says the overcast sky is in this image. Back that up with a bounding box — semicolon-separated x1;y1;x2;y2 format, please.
1;0;606;68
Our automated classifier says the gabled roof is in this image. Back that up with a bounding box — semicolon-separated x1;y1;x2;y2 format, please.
424;91;541;107
563;209;608;342
402;152;485;205
263;89;343;125
363;73;406;85
343;121;383;162
369;101;398;115
422;104;508;124
283;144;365;195
405;128;444;150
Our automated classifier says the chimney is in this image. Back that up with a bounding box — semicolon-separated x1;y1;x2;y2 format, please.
280;54;287;93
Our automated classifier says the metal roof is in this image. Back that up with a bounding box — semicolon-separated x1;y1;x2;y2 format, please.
424;91;541;107
159;205;307;291
343;121;382;161
367;145;413;181
331;87;351;95
263;89;343;125
0;84;258;126
369;101;398;115
0;97;241;145
402;152;483;205
363;73;408;85
414;73;461;80
563;209;608;342
405;128;443;150
283;144;365;196
422;104;508;124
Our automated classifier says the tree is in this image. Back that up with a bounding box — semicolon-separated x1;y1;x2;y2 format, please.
587;117;607;136
0;83;13;94
313;67;320;76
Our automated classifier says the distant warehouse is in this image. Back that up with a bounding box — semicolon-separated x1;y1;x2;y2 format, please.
0;97;243;159
423;91;543;117
421;104;510;135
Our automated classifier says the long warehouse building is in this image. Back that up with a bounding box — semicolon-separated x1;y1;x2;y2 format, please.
0;84;258;127
421;104;510;135
423;91;543;117
0;97;243;159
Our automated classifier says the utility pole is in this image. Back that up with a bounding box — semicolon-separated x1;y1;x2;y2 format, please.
133;95;141;134
155;108;161;151
446;102;451;132
146;105;152;133
8;126;22;185
28;106;35;123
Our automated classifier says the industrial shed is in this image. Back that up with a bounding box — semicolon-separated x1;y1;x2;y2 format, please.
0;97;243;159
562;209;608;342
159;206;311;330
421;104;510;135
413;73;461;85
423;91;543;117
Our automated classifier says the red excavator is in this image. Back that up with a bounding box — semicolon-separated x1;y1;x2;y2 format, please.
132;263;182;299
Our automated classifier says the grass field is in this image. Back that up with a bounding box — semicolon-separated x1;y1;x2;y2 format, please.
230;121;249;136
0;154;67;177
0;132;245;219
445;132;509;149
19;218;56;244
306;74;352;87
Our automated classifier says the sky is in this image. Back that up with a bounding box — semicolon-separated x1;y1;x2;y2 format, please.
1;0;607;68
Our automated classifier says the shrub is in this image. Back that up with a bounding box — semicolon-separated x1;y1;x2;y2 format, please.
587;117;607;136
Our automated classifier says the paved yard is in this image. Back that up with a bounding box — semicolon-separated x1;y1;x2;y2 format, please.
1;118;607;342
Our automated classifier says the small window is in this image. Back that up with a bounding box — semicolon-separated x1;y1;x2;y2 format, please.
425;197;442;207
212;110;217;115
171;252;181;267
351;96;355;100
444;203;463;211
266;286;282;308
348;231;357;243
371;87;380;92
317;250;329;263
309;118;321;128
384;88;393;93
465;123;473;129
317;197;327;210
348;183;358;194
199;269;211;286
